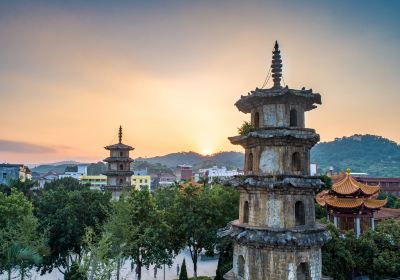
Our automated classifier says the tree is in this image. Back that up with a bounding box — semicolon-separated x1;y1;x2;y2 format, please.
106;188;174;280
43;177;84;191
321;224;354;280
33;187;111;275
0;179;37;199
0;189;45;280
64;262;87;280
170;183;239;279
179;259;188;280
80;227;121;280
214;238;233;280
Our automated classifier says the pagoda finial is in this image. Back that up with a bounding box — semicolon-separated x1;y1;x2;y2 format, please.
346;168;351;176
271;40;282;88
118;125;122;144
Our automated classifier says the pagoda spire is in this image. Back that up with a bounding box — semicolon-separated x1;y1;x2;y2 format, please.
118;125;123;144
271;40;282;88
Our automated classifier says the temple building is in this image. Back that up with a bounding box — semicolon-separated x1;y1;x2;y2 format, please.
316;169;387;237
220;41;329;280
103;126;134;199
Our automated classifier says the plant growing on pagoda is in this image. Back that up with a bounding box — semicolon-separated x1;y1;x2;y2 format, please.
237;121;254;136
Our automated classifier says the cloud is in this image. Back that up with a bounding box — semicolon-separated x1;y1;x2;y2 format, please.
0;139;56;154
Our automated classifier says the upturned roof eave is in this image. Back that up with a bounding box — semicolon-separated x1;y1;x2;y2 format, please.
235;87;322;113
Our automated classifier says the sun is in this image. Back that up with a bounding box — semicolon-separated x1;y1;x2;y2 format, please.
201;149;212;156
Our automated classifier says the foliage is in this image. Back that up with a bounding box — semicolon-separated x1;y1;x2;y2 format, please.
311;134;400;177
43;177;85;191
64;262;87;280
322;220;400;279
179;259;188;280
214;238;233;280
163;183;239;278
0;179;37;199
315;204;327;220
106;188;174;280
238;121;254;136
80;227;121;280
33;186;111;275
319;175;332;191
87;162;106;176
377;192;400;209
0;189;45;279
322;224;354;280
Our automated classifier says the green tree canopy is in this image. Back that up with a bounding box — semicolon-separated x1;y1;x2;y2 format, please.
0;189;45;280
33;187;111;275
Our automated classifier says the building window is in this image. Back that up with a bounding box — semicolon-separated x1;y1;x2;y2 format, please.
247;153;254;172
295;201;305;226
120;151;123;157
296;263;310;280
243;201;249;224
119;164;124;170
238;255;245;277
292;152;301;172
119;178;123;184
254;112;260;129
140;179;143;183
290;108;298;127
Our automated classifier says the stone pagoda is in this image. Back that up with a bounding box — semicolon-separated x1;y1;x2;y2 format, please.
316;169;387;237
221;41;330;280
103;126;134;199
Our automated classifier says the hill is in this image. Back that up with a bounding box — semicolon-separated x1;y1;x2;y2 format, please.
30;134;400;177
311;134;400;177
136;151;244;170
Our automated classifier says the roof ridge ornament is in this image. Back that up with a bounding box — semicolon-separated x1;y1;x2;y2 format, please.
271;40;282;89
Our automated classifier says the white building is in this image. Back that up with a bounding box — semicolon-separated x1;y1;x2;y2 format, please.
59;165;88;180
199;166;243;183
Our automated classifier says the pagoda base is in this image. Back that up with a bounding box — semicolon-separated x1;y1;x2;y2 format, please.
227;243;322;280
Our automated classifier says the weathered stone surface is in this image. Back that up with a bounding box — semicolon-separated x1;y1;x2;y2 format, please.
223;42;327;280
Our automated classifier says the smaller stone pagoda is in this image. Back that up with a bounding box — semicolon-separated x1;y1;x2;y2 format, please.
103;126;134;199
316;169;387;237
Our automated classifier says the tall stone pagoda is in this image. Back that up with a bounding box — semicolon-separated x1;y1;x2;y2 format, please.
103;126;134;199
316;169;387;237
221;41;330;280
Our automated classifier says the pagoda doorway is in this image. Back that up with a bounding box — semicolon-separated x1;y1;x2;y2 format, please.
296;262;311;280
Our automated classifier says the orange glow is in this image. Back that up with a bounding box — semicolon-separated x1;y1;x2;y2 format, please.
0;2;399;164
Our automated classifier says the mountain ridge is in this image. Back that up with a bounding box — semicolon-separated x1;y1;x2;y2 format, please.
31;134;400;177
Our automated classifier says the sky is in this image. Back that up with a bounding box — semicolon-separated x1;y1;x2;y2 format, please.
0;0;400;164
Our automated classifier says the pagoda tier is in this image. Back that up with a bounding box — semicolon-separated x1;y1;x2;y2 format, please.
236;86;321;113
221;41;328;280
103;126;134;200
316;170;387;237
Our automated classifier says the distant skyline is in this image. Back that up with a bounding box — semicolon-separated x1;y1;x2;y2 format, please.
1;0;400;164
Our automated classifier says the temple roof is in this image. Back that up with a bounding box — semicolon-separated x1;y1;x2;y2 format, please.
316;169;387;210
235;86;321;113
331;172;381;196
316;191;387;209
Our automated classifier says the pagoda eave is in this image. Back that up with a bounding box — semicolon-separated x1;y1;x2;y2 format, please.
219;220;330;249
103;157;134;163
229;175;324;191
103;171;134;176
235;87;321;113
229;128;319;148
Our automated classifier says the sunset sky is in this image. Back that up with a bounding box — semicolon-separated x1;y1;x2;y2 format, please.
1;0;400;164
